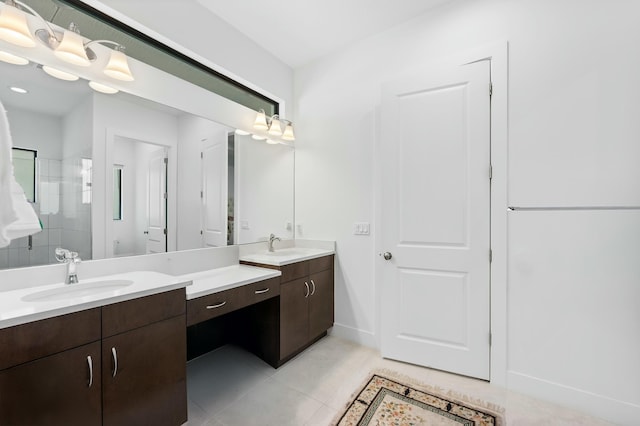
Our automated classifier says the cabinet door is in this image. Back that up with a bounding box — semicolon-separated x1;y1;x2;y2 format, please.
0;341;101;426
308;269;335;339
280;277;309;358
102;315;187;426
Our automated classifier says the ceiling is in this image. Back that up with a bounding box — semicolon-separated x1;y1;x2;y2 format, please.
195;0;453;68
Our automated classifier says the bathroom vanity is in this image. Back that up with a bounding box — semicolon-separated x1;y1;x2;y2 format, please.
0;287;188;426
0;244;335;425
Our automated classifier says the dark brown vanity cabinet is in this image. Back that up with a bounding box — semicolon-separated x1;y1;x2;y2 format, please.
279;256;335;359
0;288;187;426
0;309;102;426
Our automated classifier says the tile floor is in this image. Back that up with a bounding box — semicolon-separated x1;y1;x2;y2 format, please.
185;335;612;425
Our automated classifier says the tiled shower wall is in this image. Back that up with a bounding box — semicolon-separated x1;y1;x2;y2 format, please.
0;157;91;269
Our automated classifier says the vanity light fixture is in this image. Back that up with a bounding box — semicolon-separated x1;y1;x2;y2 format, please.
0;0;135;83
267;114;282;136
41;64;79;81
253;109;268;130
0;49;27;64
282;120;295;141
0;1;35;47
252;109;296;142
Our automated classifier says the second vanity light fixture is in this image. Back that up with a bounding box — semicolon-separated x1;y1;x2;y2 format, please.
0;0;134;93
248;109;295;144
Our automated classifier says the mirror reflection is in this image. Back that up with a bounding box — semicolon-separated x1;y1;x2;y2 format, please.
0;45;293;270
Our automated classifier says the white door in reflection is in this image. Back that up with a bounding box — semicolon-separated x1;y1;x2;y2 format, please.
146;148;168;254
201;135;228;247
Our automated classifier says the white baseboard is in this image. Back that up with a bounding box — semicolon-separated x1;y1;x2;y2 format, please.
329;323;377;349
507;371;640;425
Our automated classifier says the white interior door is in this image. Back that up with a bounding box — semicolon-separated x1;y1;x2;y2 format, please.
146;149;167;254
379;60;491;379
201;137;228;247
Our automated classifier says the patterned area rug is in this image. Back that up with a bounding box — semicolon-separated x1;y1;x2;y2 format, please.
334;370;504;426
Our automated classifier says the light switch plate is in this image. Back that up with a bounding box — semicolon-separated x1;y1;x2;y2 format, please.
353;222;370;235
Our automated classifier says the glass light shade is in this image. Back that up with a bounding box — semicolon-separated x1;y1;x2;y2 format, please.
0;4;35;47
42;65;79;81
251;134;266;141
234;129;250;136
253;110;268;130
282;123;296;141
268;116;282;136
103;49;134;81
89;81;118;94
0;50;28;65
55;30;90;66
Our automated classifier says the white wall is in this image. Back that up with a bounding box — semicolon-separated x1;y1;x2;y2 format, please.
234;135;295;244
293;0;640;423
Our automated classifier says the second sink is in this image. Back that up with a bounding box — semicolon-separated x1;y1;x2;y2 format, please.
22;280;134;302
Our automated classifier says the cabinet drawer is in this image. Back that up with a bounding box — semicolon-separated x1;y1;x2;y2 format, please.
237;277;280;308
309;255;334;274
187;287;240;326
280;261;308;282
103;288;185;337
0;308;101;371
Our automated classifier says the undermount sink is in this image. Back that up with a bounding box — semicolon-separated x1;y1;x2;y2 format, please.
22;280;134;302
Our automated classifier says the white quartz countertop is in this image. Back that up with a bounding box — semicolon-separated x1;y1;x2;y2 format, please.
239;247;335;266
0;271;189;330
181;264;281;300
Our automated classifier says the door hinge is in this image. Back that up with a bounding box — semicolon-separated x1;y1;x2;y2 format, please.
489;332;492;346
489;249;493;263
200;230;203;235
489;165;493;180
164;157;168;164
163;228;167;235
163;192;168;200
200;190;203;199
200;152;204;159
489;82;493;97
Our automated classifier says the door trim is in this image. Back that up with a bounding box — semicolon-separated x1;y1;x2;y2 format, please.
374;41;509;385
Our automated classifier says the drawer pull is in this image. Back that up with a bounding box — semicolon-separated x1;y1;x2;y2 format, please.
206;301;227;309
87;355;93;388
310;280;316;296
254;288;270;295
304;281;310;298
111;347;118;378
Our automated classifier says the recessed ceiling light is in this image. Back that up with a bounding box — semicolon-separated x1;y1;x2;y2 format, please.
9;86;28;94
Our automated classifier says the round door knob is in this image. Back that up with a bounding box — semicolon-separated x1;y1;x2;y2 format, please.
382;252;392;260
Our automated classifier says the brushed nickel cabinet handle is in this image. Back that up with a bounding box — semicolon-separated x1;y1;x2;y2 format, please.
310;280;316;296
304;281;310;298
111;347;118;378
254;288;270;295
206;301;227;309
87;355;93;388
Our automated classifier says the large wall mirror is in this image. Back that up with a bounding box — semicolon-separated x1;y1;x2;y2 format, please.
0;0;294;269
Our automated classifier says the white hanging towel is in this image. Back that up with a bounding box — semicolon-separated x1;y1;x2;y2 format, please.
0;100;42;248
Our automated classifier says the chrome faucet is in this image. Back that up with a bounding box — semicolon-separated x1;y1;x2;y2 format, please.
55;248;81;284
268;233;281;252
